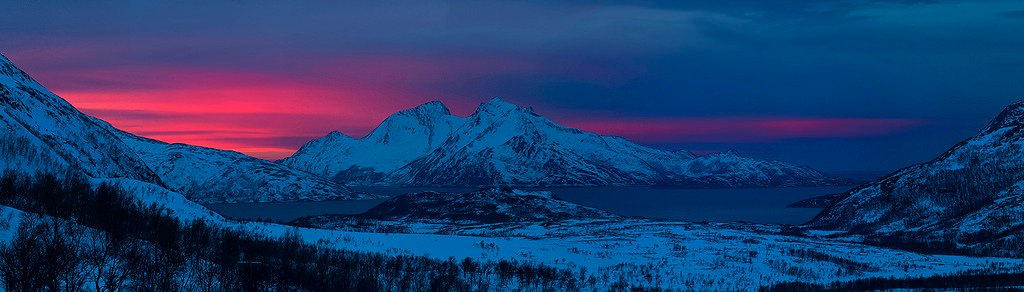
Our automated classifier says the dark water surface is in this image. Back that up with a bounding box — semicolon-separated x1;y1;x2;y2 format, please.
204;186;854;225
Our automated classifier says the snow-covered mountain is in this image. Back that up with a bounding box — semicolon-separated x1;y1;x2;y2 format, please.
0;53;369;203
113;132;373;203
655;150;850;188
0;53;160;182
809;100;1024;256
280;101;462;182
284;98;847;187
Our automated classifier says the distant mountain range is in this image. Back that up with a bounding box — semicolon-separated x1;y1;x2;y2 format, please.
0;54;369;203
282;98;851;188
0;51;847;204
113;131;375;203
809;100;1024;256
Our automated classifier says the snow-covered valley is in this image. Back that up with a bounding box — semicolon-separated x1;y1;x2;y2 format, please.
6;177;1021;290
277;188;1024;289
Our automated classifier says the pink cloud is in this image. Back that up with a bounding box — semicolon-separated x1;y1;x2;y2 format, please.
18;52;548;160
563;117;926;143
6;45;927;161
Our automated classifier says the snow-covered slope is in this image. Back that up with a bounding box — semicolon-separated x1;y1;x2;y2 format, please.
0;53;160;182
389;99;691;186
285;98;846;187
809;100;1024;256
657;150;849;188
283;188;1024;289
281;101;462;182
92;177;225;222
0;53;370;204
114;132;374;203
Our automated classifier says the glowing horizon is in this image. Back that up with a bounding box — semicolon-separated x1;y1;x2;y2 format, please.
4;0;1018;170
53;81;923;161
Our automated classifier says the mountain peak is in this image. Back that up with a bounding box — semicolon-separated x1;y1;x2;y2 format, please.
984;99;1024;132
402;100;451;117
476;97;520;114
702;149;741;157
485;97;511;105
675;150;697;159
0;53;32;82
325;130;354;140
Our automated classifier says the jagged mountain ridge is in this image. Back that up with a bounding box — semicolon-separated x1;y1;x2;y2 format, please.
388;99;691;186
0;53;368;203
114;131;373;203
279;101;463;182
808;100;1024;256
284;98;847;187
0;53;160;182
656;150;849;188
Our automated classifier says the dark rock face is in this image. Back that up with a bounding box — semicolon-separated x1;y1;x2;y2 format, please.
787;193;846;208
359;188;618;223
292;187;619;229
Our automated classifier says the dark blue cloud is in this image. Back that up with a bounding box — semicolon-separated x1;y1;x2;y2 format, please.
997;9;1024;18
0;0;1022;172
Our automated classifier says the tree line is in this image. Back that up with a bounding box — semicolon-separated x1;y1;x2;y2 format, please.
0;170;611;291
761;270;1024;291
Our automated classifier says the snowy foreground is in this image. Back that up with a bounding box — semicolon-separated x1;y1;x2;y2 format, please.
1;179;1021;290
245;220;1024;290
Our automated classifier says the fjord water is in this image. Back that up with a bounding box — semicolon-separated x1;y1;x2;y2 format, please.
205;186;854;225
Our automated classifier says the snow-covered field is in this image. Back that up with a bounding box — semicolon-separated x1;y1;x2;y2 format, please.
0;161;1001;290
243;218;1024;290
86;180;1024;289
0;176;1021;290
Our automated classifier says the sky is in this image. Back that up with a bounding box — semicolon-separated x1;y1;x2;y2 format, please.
1;0;1023;173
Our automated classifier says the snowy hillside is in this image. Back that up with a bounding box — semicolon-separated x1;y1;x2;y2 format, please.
0;53;373;204
656;150;850;188
285;98;847;187
0;53;160;182
809;100;1024;256
3;173;1020;290
114;132;375;203
281;188;1024;289
91;177;226;222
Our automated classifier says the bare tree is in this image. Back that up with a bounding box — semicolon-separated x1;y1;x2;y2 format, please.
0;214;86;291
